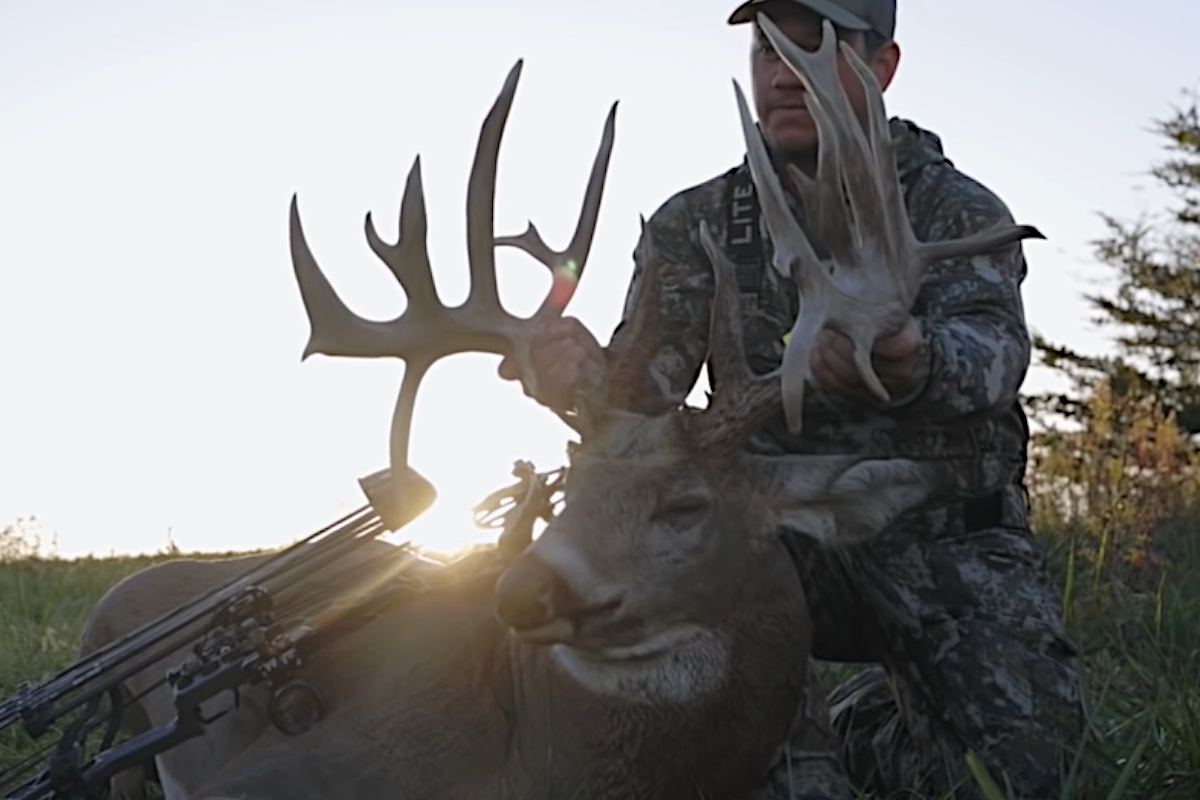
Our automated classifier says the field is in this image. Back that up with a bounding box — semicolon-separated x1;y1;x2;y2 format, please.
1;522;1199;800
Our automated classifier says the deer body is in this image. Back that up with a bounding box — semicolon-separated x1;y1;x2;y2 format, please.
83;416;814;800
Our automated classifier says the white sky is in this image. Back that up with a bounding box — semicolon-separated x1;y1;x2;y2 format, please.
2;0;1199;559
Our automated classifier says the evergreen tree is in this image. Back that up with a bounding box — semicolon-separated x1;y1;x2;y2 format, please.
1029;92;1200;434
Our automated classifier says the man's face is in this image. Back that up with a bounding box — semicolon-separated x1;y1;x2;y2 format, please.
750;3;899;158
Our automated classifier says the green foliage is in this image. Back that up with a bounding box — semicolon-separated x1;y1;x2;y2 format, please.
1031;92;1200;434
1028;379;1200;591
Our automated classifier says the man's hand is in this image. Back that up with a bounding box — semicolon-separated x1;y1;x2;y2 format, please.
497;317;605;411
809;317;926;401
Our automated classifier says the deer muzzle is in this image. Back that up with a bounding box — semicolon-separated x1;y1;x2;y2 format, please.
494;555;624;645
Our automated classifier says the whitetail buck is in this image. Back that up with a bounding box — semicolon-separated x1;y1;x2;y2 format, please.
80;17;1040;800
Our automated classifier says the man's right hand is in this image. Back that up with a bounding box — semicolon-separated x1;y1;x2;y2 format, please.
498;317;605;411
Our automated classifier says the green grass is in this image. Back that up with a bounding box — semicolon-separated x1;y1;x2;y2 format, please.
0;555;166;692
3;522;1200;799
0;553;171;791
1043;515;1200;800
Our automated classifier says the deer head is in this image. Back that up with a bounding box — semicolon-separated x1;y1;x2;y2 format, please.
491;221;946;700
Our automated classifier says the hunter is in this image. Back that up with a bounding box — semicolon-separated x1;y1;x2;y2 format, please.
500;0;1084;797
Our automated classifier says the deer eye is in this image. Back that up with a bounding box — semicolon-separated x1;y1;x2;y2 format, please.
651;492;711;527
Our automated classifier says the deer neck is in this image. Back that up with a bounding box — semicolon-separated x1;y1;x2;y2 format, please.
504;591;811;800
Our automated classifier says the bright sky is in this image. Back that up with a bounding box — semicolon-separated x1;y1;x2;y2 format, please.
2;0;1199;559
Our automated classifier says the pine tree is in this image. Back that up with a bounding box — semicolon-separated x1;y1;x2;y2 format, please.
1029;92;1200;434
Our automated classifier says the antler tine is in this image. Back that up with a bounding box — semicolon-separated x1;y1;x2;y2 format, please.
463;62;617;408
465;60;523;318
837;37;907;256
700;221;753;391
600;217;672;415
759;19;862;263
731;75;837;432
364;156;440;313
691;221;782;452
291;196;403;359
495;102;619;320
916;222;1047;266
733;78;823;282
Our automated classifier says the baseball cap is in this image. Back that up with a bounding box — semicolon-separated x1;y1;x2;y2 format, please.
728;0;896;39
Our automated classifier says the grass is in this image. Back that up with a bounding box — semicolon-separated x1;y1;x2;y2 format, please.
1044;515;1200;800
0;552;173;791
3;521;1200;799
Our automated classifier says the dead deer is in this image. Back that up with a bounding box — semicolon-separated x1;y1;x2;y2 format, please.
80;18;1040;800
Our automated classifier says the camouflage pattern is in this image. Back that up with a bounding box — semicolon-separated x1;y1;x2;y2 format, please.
606;119;1084;798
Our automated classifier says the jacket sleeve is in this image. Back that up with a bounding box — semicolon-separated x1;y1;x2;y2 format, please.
604;195;714;413
885;176;1032;423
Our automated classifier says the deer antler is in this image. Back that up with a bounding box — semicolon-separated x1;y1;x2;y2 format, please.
681;221;784;453
289;60;617;527
744;15;1043;432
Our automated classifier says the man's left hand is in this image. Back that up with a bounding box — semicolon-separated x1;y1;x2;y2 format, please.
809;317;926;401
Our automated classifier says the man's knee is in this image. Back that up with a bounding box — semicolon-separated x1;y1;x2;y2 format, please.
827;653;1083;799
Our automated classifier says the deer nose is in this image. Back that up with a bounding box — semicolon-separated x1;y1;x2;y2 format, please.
494;557;571;633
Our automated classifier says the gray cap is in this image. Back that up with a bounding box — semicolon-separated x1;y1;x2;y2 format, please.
728;0;896;39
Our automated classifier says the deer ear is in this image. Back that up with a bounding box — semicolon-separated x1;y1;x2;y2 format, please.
758;457;942;546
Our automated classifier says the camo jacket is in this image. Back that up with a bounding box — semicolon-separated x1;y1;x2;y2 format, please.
607;118;1032;511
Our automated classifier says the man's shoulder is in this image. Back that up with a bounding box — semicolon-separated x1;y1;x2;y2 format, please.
643;165;741;239
628;166;746;264
892;118;1017;237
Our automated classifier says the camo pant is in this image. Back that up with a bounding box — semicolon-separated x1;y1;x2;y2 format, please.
753;485;1084;800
